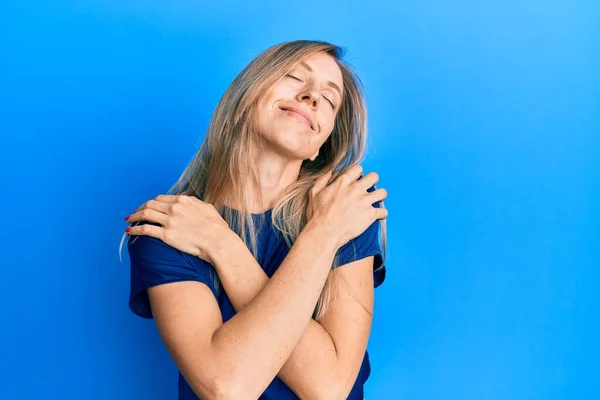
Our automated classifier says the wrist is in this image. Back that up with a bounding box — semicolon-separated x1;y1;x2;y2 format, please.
206;226;243;265
302;220;340;254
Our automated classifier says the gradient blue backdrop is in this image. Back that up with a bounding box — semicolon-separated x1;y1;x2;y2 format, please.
1;1;598;399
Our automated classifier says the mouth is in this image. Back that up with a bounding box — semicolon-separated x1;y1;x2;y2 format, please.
280;106;314;131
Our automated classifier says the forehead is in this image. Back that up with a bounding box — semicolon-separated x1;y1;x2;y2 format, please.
295;52;344;88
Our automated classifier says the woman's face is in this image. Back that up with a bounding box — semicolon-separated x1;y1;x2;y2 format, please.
256;51;344;161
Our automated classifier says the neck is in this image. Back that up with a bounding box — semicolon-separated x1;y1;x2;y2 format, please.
244;149;303;214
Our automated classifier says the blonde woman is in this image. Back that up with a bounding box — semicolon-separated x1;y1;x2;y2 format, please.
123;40;388;400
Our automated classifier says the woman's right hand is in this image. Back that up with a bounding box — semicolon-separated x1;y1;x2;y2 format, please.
306;164;388;249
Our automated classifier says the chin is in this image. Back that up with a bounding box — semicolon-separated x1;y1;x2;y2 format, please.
277;145;313;160
269;139;312;160
259;119;315;159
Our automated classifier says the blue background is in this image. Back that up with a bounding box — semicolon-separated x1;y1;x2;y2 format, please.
1;1;598;399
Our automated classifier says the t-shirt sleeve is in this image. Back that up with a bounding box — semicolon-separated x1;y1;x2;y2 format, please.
335;185;387;288
127;222;216;319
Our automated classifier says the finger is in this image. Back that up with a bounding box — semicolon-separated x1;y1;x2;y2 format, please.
126;223;163;239
340;164;364;185
133;198;172;214
311;169;333;197
356;172;380;192
127;207;170;226
366;188;388;203
155;194;179;203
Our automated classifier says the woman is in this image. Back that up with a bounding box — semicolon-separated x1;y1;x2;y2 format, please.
122;40;388;399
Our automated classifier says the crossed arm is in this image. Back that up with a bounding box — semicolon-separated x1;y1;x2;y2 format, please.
211;230;375;399
147;224;375;400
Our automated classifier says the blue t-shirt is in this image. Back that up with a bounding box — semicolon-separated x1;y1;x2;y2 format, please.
127;198;386;400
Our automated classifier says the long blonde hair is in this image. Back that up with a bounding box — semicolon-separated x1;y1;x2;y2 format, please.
121;40;386;320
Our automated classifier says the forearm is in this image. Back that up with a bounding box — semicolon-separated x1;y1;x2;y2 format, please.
211;233;346;398
206;222;338;397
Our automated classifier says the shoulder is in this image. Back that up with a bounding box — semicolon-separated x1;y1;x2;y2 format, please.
335;185;386;288
127;222;216;318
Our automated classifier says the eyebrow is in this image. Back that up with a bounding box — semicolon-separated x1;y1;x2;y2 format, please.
299;61;342;99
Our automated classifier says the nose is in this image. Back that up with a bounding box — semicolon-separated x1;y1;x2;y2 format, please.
296;86;320;108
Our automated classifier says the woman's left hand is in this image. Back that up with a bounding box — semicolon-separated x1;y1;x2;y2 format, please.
125;195;231;263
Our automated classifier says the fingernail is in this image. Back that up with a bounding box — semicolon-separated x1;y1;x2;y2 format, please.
125;227;130;232
125;216;130;221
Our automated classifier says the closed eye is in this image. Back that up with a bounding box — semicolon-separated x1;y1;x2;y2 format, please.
287;74;335;108
323;95;335;108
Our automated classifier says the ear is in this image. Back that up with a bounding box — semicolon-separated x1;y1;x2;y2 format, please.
309;149;319;161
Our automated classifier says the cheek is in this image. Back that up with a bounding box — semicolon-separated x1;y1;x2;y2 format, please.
256;96;277;126
264;84;290;105
319;111;337;134
258;91;285;121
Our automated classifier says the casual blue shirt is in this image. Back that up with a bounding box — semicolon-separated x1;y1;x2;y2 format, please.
127;196;386;400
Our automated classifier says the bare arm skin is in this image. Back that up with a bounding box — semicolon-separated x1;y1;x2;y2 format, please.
148;222;338;399
127;165;388;399
210;228;375;399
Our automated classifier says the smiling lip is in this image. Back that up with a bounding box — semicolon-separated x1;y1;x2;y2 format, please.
280;106;314;130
